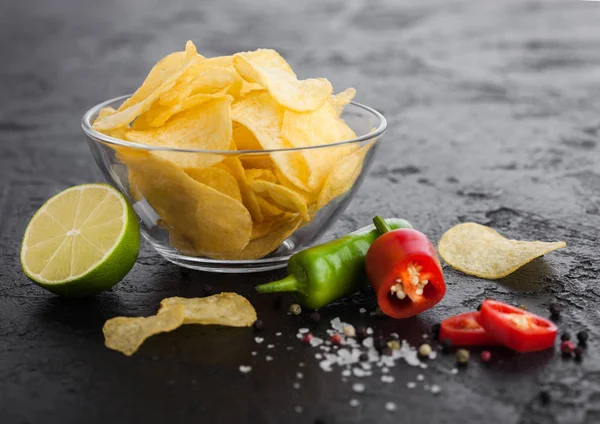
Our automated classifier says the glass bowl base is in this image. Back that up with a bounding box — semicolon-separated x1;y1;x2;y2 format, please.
149;240;293;273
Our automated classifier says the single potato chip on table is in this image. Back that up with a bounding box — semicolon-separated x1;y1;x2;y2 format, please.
160;293;257;327
438;222;567;279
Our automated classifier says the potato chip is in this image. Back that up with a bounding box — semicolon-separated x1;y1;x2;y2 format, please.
232;122;262;150
103;304;185;356
213;215;303;260
331;87;356;116
249;179;309;221
251;220;276;239
233;53;332;112
231;92;310;191
234;49;295;75
93;41;201;131
282;101;359;190
160;293;257;327
438;223;567;279
256;197;284;217
186;166;242;203
169;230;199;256
221;157;264;223
316;141;373;209
124;96;233;170
245;168;276;183
118;149;252;255
98;106;117;119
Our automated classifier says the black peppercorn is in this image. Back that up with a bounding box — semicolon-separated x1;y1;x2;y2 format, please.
375;337;387;353
359;353;369;362
577;330;589;344
387;333;399;341
356;326;368;341
440;338;452;353
272;295;283;310
431;323;441;338
477;303;483;311
203;284;213;295
549;302;561;319
539;390;551;405
560;332;571;341
574;346;584;362
253;319;264;331
308;311;321;324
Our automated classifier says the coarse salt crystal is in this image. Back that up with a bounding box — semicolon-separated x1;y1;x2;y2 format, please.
407;382;416;389
417;374;424;381
382;367;389;373
350;399;360;407
255;337;264;344
381;375;395;383
286;346;294;351
310;337;324;347
353;367;367;378
315;353;323;359
297;372;303;379
430;385;441;394
276;332;282;336
352;383;365;393
451;368;458;375
298;362;305;367
360;362;372;370
359;308;367;314
422;334;429;339
385;402;397;412
299;328;310;334
251;351;257;356
267;344;275;349
342;369;351;377
319;360;333;372
293;382;301;389
429;351;437;360
294;406;303;413
265;356;273;362
367;327;373;335
420;363;428;369
239;365;252;373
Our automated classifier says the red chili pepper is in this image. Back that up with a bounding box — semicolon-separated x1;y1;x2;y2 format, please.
365;216;446;318
439;311;500;346
478;299;557;352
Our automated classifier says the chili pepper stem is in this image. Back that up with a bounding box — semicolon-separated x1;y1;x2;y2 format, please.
373;216;392;235
255;275;301;294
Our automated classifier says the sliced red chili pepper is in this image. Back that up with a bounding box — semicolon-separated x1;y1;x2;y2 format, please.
365;217;446;319
479;299;557;352
439;311;500;346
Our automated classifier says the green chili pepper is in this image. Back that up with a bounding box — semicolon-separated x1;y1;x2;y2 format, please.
255;218;413;309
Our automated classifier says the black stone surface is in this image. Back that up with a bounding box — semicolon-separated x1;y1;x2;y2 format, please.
2;1;600;423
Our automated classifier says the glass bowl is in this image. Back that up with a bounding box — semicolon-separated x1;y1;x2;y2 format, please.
81;94;386;273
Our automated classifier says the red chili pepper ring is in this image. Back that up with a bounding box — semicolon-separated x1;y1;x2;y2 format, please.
365;216;446;319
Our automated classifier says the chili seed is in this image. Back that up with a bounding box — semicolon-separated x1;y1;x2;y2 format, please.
253;319;264;331
539;390;551;405
388;341;401;350
560;332;571;341
308;311;321;324
418;344;432;358
289;304;302;316
301;333;313;344
480;350;492;363
431;323;441;338
343;325;356;338
456;349;470;365
549;302;561;319
359;353;369;362
574;346;584;362
560;340;575;357
203;284;213;295
330;334;342;345
577;330;589;344
440;338;453;353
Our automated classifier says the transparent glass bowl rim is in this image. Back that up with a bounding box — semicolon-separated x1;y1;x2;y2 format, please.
81;94;387;155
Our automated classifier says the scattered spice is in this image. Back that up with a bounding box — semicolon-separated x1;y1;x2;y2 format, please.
330;334;342;345
374;337;387;353
359;353;369;362
539;390;551;405
549;303;561;319
253;319;264;331
343;325;356;338
430;385;441;395
456;348;470;365
289;304;302;315
388;333;400;341
574;346;584;362
577;330;589;346
309;311;321;324
561;340;575;357
407;381;416;389
301;333;314;344
203;284;213;295
480;350;492;363
388;340;401;350
352;383;365;393
239;365;252;374
418;344;432;358
440;339;453;353
385;401;397;412
349;399;360;407
560;332;571;342
431;323;441;338
356;326;368;341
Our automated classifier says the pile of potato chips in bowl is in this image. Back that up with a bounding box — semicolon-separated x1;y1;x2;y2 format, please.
82;41;386;272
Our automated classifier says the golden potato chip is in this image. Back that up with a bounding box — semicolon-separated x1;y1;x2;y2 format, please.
249;179;309;221
251;220;276;239
233;53;332;112
213;215;303;260
221;157;264;223
282;101;359;190
103;304;186;356
98;106;117;119
256;197;284;217
316;141;373;209
118;149;252;255
160;293;257;327
232;122;262;150
231;92;309;191
169;230;199;256
93;41;201;131
331;87;356;116
124;96;233;170
186;166;242;203
438;223;567;279
234;49;295;75
245;168;276;183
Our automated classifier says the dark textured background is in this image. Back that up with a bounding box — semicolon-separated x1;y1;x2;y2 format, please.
2;0;600;423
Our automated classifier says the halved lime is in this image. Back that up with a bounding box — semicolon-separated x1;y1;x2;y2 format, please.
20;183;140;296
